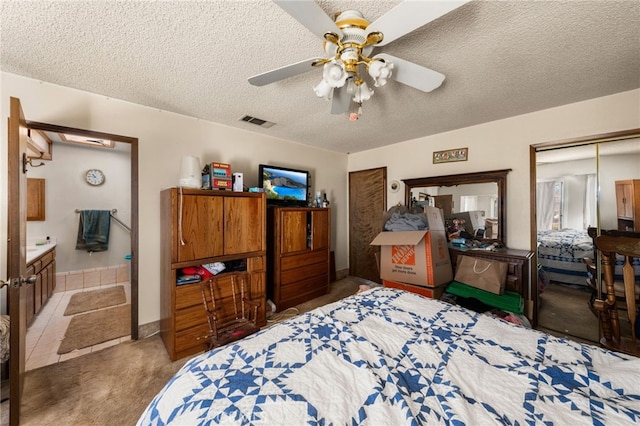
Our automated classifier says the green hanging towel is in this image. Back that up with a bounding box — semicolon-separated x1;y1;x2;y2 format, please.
76;210;111;252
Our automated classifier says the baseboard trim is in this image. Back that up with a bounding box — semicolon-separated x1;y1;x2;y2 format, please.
138;320;160;339
336;268;348;281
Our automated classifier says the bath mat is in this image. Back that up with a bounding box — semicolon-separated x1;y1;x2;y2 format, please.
57;304;131;354
64;286;127;316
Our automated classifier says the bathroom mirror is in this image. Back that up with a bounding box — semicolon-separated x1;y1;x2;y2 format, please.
402;169;511;243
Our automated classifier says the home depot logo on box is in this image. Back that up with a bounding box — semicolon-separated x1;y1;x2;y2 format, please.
371;229;452;287
391;245;416;265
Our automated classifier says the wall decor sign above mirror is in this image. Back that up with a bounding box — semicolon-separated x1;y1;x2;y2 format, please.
433;147;468;164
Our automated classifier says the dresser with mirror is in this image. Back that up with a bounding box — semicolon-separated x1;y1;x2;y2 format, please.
402;169;537;325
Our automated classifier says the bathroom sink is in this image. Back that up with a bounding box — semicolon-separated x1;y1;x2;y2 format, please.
27;248;38;252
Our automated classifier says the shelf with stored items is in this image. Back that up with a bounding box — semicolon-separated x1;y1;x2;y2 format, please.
448;247;536;324
160;188;267;361
267;207;330;312
615;179;640;231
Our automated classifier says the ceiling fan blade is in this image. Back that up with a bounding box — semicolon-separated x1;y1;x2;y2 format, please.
367;0;471;46
331;86;350;115
274;0;343;41
374;53;445;92
248;57;324;86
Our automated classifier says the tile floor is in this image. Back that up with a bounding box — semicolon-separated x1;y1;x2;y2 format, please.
25;282;131;371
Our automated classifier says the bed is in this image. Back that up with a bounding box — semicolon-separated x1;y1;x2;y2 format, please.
138;287;640;425
537;228;640;286
537;228;595;286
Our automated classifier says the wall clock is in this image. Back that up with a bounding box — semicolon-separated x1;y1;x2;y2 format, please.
85;169;105;186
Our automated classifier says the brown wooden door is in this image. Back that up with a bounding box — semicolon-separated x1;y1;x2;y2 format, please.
616;181;633;218
280;210;308;254
8;96;29;426
224;195;265;254
349;167;386;283
176;194;224;262
433;194;454;215
311;209;330;250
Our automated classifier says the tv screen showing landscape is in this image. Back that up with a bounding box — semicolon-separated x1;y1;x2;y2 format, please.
259;164;309;206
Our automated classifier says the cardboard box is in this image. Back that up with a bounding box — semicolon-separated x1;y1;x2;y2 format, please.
421;205;446;231
383;279;447;299
213;178;232;189
371;206;452;287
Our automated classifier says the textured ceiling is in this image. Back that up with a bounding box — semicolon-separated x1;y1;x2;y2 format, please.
1;0;639;154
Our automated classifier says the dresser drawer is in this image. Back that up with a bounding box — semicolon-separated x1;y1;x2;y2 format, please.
175;323;211;352
40;251;54;267
280;274;329;300
281;250;327;271
281;262;327;285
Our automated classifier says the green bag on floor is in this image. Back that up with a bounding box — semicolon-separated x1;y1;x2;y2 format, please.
446;280;524;314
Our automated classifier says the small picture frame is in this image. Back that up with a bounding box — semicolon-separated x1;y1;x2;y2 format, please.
433;147;468;164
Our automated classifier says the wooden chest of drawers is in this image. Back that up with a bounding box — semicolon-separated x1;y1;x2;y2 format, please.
267;207;330;311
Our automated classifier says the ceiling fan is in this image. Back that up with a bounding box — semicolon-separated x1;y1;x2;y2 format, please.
248;0;471;120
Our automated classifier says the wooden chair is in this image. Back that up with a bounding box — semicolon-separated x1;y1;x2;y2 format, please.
199;272;261;351
586;228;640;313
583;257;598;316
592;234;640;356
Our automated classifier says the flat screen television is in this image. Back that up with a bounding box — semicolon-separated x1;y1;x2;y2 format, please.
259;164;310;207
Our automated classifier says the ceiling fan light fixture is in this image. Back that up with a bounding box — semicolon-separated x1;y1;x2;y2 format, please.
313;79;333;100
368;59;394;87
322;59;349;88
252;1;469;117
353;81;373;103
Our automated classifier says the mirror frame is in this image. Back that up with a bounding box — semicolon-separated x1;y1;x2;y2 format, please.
402;169;511;244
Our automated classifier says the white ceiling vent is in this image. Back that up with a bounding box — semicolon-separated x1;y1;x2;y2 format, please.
240;115;275;128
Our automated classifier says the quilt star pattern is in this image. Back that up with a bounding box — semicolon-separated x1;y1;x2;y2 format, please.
139;287;640;425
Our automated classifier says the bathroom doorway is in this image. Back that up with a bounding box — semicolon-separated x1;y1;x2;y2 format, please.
23;121;138;369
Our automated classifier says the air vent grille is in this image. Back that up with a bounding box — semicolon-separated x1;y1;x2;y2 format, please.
240;115;275;128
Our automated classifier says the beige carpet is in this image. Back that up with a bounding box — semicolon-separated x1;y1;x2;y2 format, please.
63;286;127;316
57;304;131;354
22;335;188;426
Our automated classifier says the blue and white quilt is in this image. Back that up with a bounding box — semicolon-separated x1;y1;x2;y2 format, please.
138;287;640;425
537;229;595;285
537;229;640;286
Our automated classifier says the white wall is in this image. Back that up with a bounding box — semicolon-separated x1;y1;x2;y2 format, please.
0;72;348;326
26;142;132;272
348;89;640;250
